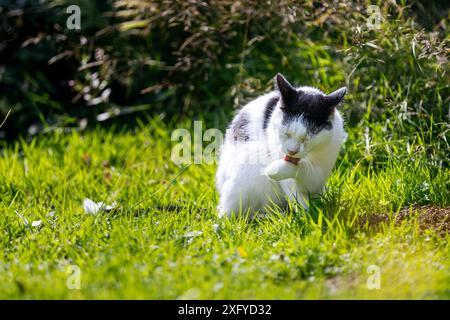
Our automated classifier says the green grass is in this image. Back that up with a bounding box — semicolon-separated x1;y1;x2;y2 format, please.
0;118;449;299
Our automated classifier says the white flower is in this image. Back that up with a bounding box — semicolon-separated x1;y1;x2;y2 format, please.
101;88;111;101
15;211;29;226
83;198;116;215
183;230;203;238
47;211;56;218
31;220;42;227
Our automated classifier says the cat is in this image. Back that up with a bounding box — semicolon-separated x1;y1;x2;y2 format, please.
215;73;347;217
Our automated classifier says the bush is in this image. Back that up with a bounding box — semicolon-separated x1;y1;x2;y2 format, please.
0;0;448;158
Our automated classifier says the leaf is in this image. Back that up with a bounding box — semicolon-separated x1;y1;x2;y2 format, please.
237;246;248;257
119;20;149;31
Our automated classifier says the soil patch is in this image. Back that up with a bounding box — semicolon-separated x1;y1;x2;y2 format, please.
359;205;449;237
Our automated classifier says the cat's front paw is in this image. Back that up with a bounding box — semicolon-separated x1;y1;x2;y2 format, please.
265;159;298;181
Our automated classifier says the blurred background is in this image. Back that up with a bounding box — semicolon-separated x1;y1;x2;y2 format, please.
0;0;448;153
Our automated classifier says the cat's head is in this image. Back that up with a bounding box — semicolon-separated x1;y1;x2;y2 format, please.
274;73;346;158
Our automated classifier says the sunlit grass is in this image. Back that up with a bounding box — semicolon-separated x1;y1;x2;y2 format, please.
0;119;448;299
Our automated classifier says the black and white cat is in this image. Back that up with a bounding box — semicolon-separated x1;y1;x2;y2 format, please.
216;74;347;217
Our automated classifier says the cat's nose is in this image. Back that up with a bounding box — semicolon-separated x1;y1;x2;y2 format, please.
287;149;298;156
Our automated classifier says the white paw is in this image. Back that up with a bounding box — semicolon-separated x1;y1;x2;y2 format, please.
264;159;298;181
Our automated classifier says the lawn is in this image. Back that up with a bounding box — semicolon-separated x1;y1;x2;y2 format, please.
0;118;448;299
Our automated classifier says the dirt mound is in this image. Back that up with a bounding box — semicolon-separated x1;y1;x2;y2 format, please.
359;205;450;237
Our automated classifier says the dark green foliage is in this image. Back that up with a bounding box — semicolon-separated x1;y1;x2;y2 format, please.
0;1;448;160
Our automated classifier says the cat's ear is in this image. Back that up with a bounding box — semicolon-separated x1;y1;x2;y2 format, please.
275;73;296;101
324;87;347;108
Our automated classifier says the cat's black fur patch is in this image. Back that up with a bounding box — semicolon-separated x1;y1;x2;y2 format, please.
230;111;250;142
275;73;346;135
281;91;333;134
263;96;280;129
